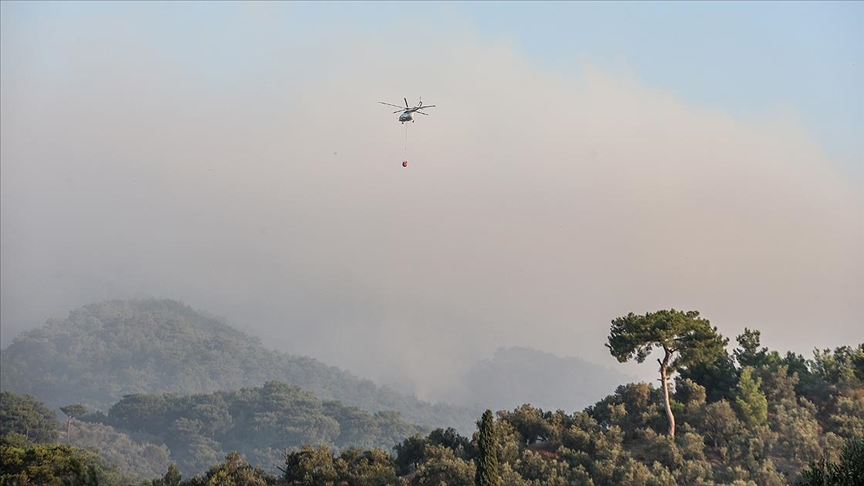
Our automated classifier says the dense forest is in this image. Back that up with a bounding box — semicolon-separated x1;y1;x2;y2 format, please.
0;299;476;431
1;379;426;478
0;299;632;434
1;306;862;485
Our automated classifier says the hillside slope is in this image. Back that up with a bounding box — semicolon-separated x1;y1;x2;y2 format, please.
0;299;475;430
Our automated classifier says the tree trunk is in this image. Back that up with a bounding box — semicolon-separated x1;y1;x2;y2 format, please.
658;348;675;437
66;417;72;443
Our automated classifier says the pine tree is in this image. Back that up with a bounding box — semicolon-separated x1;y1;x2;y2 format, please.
59;404;88;443
607;309;727;436
475;409;501;486
734;366;768;428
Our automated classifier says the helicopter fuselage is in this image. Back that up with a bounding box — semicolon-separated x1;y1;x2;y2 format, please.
380;99;432;123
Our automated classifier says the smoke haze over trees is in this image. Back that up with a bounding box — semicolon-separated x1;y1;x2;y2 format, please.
1;2;862;485
1;312;861;484
0;299;633;436
2;2;862;399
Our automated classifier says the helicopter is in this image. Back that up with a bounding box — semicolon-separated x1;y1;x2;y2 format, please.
379;97;436;124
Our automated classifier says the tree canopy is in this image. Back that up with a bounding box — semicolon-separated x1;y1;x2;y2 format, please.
0;299;475;431
607;309;727;436
0;391;58;444
475;409;501;486
1;304;861;486
606;309;727;373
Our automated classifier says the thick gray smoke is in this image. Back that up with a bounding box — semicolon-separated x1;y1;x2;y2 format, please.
2;4;862;399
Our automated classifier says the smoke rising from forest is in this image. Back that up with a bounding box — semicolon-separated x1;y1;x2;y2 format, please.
2;4;862;400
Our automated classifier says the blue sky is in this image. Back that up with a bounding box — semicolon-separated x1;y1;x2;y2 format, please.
455;1;864;179
5;1;861;179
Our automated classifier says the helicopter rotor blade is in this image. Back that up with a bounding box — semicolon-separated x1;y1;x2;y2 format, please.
393;110;403;114
416;111;429;115
404;97;409;108
379;101;404;109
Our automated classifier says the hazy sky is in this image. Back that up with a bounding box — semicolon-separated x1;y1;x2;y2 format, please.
2;1;862;396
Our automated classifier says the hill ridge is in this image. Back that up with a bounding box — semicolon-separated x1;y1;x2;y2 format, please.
0;298;476;431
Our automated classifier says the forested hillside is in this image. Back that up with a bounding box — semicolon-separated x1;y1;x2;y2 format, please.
89;381;426;475
0;391;170;483
1;381;426;479
2;315;862;485
0;299;475;431
0;310;864;486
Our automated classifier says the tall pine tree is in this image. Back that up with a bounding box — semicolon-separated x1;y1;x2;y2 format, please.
734;366;768;428
607;309;727;436
475;409;501;486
